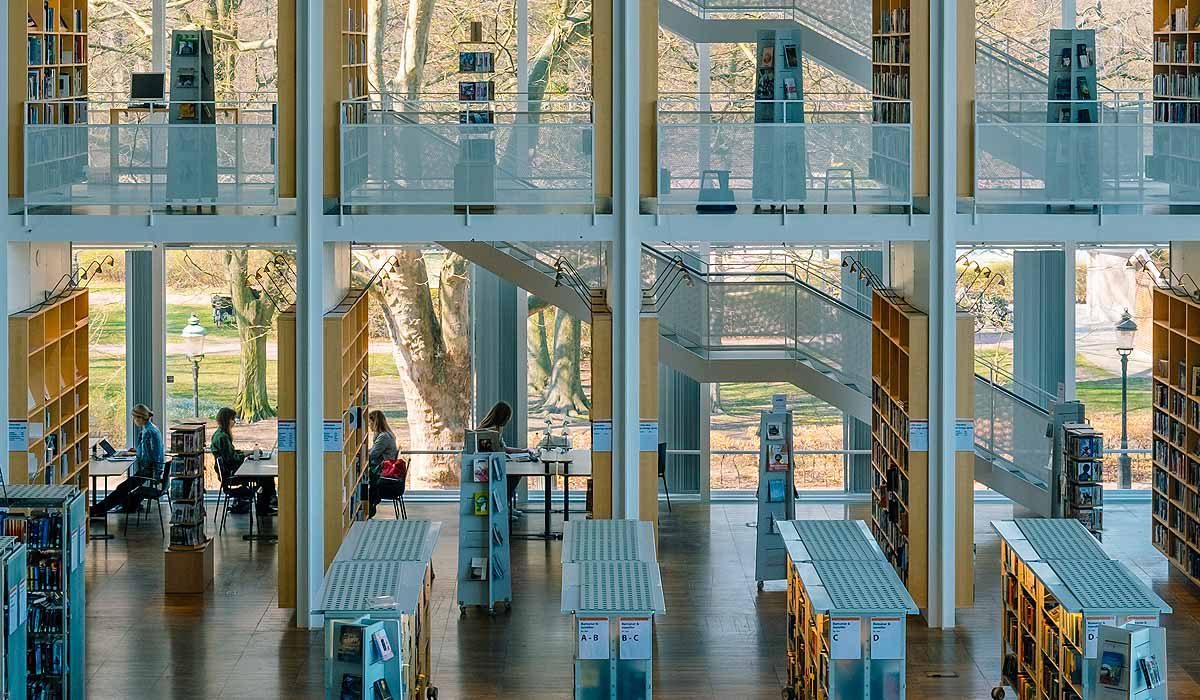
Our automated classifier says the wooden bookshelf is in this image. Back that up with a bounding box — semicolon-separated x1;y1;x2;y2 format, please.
323;289;370;567
9;0;89;196
871;0;925;196
8;289;90;491
276;305;297;609
1150;285;1200;586
868;290;974;609
1150;0;1200;193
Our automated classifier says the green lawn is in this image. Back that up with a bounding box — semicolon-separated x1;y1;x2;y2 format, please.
714;382;841;424
90;301;264;346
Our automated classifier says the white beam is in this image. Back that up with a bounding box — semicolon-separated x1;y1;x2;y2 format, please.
1062;0;1076;29
1063;242;1077;401
611;0;642;519
1;5;8;470
927;0;958;629
296;0;324;629
152;0;166;72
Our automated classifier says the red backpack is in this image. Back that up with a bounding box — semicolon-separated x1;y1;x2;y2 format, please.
381;457;407;481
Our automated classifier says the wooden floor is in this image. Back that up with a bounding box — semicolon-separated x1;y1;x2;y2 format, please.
84;500;1200;699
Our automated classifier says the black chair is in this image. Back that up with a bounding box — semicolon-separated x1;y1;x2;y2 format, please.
379;459;409;520
215;456;257;534
123;459;170;537
657;442;672;513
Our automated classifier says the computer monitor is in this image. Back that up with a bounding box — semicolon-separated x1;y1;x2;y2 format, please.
130;72;165;101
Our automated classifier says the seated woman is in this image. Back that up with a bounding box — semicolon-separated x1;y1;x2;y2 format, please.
476;401;536;513
91;404;164;517
366;410;401;519
212;407;277;516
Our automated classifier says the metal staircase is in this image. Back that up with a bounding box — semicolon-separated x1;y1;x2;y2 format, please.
448;239;1060;511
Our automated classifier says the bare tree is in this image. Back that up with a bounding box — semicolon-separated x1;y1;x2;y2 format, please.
542;310;588;414
224;250;278;421
355;249;472;484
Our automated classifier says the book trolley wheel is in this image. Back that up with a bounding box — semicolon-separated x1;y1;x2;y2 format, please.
459;606;467;618
990;687;1005;699
427;687;439;699
757;580;765;591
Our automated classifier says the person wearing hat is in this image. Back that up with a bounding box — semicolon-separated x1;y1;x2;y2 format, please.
91;403;165;517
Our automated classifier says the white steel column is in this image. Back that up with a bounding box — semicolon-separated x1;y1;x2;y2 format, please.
927;0;958;629
697;43;712;174
515;0;530;178
610;0;641;519
1063;243;1077;400
152;0;166;72
699;383;712;503
296;0;324;629
1062;0;1076;29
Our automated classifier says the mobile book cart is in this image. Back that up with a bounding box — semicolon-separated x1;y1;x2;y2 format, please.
780;519;918;700
992;519;1172;700
561;520;666;700
0;536;28;700
457;445;512;616
0;484;86;700
315;519;441;700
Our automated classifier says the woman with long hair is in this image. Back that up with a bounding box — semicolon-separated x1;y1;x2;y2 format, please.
367;410;401;518
476;401;537;513
212;407;277;515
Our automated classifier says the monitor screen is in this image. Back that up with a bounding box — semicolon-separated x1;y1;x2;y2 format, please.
130;72;165;101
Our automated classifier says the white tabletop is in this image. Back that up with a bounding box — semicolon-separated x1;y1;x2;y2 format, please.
539;448;592;476
236;456;278;478
91;459;134;477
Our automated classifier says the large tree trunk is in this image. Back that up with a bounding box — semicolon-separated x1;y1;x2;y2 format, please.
224;250;277;421
543;311;588;415
528;307;552;394
393;0;436;100
367;0;387;97
357;249;471;486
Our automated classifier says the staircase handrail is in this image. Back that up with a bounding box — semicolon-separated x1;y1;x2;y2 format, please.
975;19;1118;99
642;243;869;320
975;356;1056;411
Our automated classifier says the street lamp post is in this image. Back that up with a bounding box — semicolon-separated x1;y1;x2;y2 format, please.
181;314;208;418
1115;309;1137;490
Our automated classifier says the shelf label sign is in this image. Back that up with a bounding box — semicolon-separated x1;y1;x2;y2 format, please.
619;617;652;659
6;585;17;635
7;420;27;451
591;420;612;452
870;617;903;659
578;617;609;659
908;420;929;452
954;420;975;451
277;420;297;452
772;393;788;413
830;618;861;659
638;421;659;452
322;420;344;452
1125;615;1157;627
1085;615;1116;658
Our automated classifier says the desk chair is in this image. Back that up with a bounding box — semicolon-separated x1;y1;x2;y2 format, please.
215;456;258;534
657;442;672;513
123;460;170;537
379;460;409;520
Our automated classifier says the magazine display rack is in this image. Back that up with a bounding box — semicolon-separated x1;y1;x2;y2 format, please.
1061;423;1104;539
1045;29;1100;205
457;445;511;615
166;421;212;594
166;28;218;205
755;405;795;588
751;29;806;208
454;20;498;210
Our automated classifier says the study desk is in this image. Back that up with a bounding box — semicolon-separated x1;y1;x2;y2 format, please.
89;457;133;540
540;449;593;521
232;455;278;543
507;457;560;541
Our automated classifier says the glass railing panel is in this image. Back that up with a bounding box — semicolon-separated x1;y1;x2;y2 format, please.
973;376;1054;486
657;118;911;211
24;99;278;209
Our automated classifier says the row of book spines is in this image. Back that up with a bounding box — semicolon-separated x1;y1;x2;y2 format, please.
27;35;88;66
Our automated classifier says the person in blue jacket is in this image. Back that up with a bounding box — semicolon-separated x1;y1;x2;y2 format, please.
91;403;164;517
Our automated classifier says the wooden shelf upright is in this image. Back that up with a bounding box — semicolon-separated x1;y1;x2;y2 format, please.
323;289;371;567
8;289;90;492
1150;0;1200;193
277;305;297;608
9;0;89;196
868;289;975;609
1150;285;1200;586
